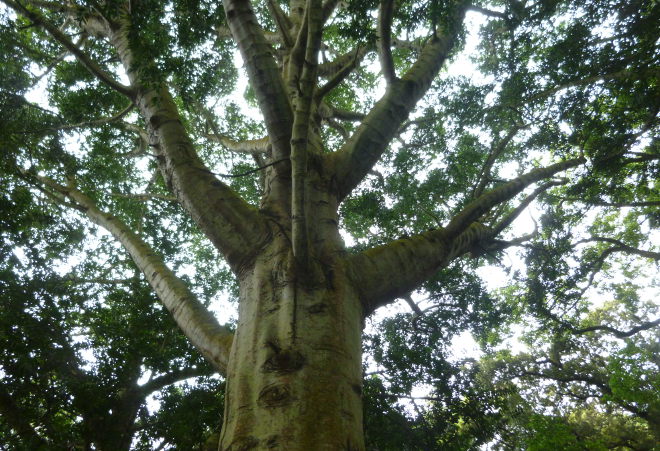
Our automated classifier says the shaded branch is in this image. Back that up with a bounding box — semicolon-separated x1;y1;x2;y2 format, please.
316;47;361;100
267;0;293;48
139;366;216;395
554;196;660;208
110;191;177;202
4;0;133;97
317;46;370;78
491;179;567;235
30;103;135;133
467;4;506;19
576;236;660;261
402;294;423;315
321;0;341;23
0;385;51;447
572;318;660;339
529;67;660;103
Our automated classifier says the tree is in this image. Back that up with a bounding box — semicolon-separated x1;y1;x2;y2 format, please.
478;296;660;450
1;0;658;449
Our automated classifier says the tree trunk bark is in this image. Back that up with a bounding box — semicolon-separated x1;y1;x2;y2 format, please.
219;235;365;450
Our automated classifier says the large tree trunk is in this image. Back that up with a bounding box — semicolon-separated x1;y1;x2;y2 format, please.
220;234;365;450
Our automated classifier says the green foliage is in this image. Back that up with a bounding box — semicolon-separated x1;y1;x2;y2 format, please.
1;0;658;449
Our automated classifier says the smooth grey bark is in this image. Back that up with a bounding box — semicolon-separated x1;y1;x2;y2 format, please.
220;236;365;450
6;1;598;449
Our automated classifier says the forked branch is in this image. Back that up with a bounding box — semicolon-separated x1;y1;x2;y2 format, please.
347;157;586;315
3;0;133;97
332;3;469;201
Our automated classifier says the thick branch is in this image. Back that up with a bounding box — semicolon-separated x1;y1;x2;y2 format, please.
347;222;492;316
444;158;585;240
104;18;271;272
347;158;585;315
222;0;293;162
36;177;234;374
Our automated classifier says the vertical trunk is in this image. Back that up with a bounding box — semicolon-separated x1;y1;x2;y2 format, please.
219;235;365;450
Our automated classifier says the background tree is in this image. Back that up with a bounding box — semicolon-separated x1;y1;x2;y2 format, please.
0;0;658;449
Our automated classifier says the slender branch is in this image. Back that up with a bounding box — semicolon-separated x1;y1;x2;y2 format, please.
377;0;396;84
519;370;610;393
205;134;270;155
528;67;660;103
203;157;290;178
64;276;135;285
554;196;660;208
467;4;506;19
3;0;133;97
402;294;423;315
491;179;567;235
30;103;135;133
138;366;216;395
576;236;660;261
316;47;361;100
472;125;526;199
28;34;87;88
572;318;660;339
110;192;177;202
